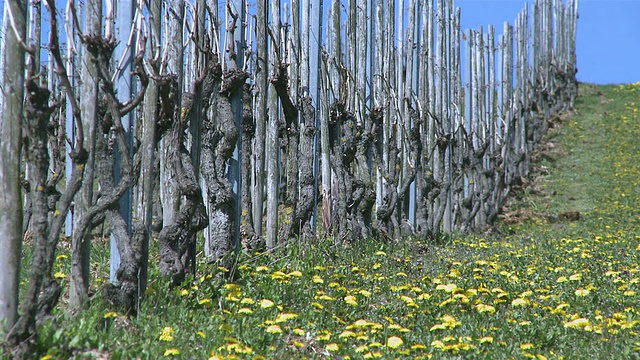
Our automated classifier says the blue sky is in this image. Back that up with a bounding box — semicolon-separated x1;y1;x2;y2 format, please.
1;0;637;85
458;0;640;84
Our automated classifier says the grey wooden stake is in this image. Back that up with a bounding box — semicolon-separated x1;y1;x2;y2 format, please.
253;0;267;237
374;0;384;210
266;0;280;249
407;0;419;227
135;0;161;302
64;5;77;237
229;0;245;255
202;0;217;258
488;25;496;152
110;0;135;283
309;0;322;232
0;0;27;333
464;28;472;200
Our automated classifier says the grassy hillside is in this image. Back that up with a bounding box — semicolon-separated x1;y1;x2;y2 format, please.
18;82;640;359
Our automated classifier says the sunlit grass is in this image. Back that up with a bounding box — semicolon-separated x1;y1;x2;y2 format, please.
24;83;640;359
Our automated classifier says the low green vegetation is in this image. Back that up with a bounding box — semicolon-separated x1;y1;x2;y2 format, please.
24;83;640;359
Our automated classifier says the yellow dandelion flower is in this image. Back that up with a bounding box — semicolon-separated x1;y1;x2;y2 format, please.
238;307;253;314
316;332;331;341
179;289;189;296
453;293;470;304
614;312;627;320
40;355;53;360
225;294;240;302
386;336;404;348
326;343;339;352
260;299;275;308
311;302;324;309
375;250;387;256
440;314;461;328
103;311;118;318
265;325;282;334
359;289;372;297
439;298;455;307
465;288;478;297
479;336;494;344
512;298;530;307
224;283;241;291
256;265;269;272
430;323;447;331
475;303;496;314
56;254;68;260
520;343;534;350
556;276;568;283
197;331;206;338
624;290;636;296
159;327;174;342
400;295;418;308
569;274;582;281
351;319;369;328
289;270;303;277
436;283;458;293
199;298;211;305
219;323;233;333
575;289;590;296
53;272;66;279
339;330;356;339
275;312;298;323
163;348;180;356
564;318;590;329
312;275;324;284
551;304;569;315
240;297;255;304
316;294;335;301
355;345;369;353
344;294;358;306
520;290;533;297
431;340;446;349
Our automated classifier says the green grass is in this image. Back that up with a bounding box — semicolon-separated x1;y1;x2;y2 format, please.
18;82;640;359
